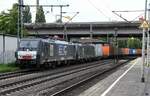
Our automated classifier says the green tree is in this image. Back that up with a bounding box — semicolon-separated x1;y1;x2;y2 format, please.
100;37;107;42
8;3;18;35
118;40;127;48
0;3;18;35
35;6;46;23
0;13;11;33
23;5;32;23
127;37;142;48
0;3;28;36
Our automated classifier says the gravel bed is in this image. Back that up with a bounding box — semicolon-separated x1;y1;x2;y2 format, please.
0;59;116;96
0;61;99;87
37;70;103;96
59;60;129;96
8;61;112;96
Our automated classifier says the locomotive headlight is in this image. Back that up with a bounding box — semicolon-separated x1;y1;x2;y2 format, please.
32;54;37;59
18;55;22;58
31;51;37;59
17;52;22;59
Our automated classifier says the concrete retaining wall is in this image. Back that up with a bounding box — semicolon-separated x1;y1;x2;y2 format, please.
0;35;17;64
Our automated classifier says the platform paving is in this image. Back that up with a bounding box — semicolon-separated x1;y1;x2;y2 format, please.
79;58;150;96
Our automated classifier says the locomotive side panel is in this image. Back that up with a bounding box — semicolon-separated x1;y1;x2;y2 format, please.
44;43;76;62
77;44;85;60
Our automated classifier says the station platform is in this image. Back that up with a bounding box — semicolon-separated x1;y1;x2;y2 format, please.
79;57;150;96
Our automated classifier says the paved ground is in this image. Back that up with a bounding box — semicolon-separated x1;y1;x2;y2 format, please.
79;58;150;96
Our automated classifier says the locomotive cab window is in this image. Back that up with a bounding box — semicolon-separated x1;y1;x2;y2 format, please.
19;40;39;50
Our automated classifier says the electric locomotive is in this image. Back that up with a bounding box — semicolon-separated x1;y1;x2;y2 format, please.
15;38;42;68
15;38;78;68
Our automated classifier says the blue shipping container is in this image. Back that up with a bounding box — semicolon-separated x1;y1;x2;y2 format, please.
129;49;136;55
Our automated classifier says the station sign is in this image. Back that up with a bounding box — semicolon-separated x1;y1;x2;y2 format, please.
139;20;150;29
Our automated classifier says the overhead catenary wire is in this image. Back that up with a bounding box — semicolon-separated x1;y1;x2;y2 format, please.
113;10;144;12
112;11;131;23
87;0;112;21
131;13;144;22
103;0;145;22
112;10;145;23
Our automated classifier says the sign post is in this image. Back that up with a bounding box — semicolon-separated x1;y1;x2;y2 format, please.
147;3;150;67
139;20;149;82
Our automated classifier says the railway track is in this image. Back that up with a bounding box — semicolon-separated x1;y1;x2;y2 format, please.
0;69;36;80
50;60;130;96
0;60;114;96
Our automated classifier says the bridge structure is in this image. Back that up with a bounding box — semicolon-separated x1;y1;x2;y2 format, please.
25;21;142;41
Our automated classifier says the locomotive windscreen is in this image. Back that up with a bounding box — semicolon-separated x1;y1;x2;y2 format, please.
19;40;39;50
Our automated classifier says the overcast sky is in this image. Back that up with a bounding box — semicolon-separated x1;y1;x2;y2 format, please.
0;0;146;23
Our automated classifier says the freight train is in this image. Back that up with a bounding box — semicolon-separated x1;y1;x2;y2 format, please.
15;38;141;68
